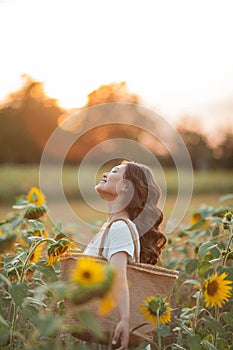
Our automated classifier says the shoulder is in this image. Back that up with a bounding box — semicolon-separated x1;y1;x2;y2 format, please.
109;219;139;237
110;219;136;229
110;220;129;228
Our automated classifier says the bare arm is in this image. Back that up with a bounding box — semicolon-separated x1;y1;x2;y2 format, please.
110;251;130;350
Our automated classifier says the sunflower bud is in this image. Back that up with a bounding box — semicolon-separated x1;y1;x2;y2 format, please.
24;205;47;220
225;212;233;222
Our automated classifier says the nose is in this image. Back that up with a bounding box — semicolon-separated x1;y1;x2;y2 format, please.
102;172;108;179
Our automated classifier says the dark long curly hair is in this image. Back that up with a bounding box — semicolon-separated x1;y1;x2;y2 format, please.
121;160;166;265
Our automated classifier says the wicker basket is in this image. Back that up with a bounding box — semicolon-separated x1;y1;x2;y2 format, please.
60;253;179;347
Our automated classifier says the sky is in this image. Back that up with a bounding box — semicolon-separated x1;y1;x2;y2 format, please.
1;0;233;132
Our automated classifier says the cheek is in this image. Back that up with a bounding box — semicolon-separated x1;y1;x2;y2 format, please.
109;175;122;186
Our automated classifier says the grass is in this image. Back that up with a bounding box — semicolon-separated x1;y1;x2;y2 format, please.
0;164;232;202
0;164;232;236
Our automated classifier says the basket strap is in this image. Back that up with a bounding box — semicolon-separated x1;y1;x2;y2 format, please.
98;217;140;263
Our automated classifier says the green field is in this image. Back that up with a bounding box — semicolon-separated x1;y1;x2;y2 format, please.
1;164;232;199
0;164;232;230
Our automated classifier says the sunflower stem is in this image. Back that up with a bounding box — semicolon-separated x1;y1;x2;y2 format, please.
192;291;201;331
213;305;220;347
19;237;56;283
156;308;162;350
9;237;57;347
9;302;17;349
223;224;233;266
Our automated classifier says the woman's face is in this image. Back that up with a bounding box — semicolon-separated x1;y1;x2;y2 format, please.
95;164;127;200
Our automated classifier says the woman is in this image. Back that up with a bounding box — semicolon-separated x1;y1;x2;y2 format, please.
84;160;167;350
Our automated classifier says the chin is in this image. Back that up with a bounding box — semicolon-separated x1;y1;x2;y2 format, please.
95;184;105;194
95;185;113;201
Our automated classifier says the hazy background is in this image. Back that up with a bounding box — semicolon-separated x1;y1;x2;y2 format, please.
0;0;232;231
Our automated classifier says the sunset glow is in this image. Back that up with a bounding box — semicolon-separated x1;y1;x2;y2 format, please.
1;0;233;128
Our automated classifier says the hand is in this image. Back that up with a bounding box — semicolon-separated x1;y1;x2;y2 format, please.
112;318;129;350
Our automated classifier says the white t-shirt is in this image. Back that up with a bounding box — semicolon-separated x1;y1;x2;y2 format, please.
84;220;140;262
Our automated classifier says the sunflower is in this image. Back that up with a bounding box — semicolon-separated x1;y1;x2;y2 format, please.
29;244;44;263
203;272;232;308
72;258;105;286
31;229;49;238
8;267;35;282
27;187;46;206
190;213;211;228
190;213;202;226
98;290;116;316
24;205;47;220
47;238;77;265
140;295;172;327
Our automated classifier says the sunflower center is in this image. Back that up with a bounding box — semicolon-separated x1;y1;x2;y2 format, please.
82;271;92;280
148;298;167;316
207;280;218;296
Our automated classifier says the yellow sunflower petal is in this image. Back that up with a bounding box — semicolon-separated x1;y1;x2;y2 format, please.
98;290;116;316
72;258;105;286
139;295;172;328
27;187;46;206
204;272;232;308
29;244;44;263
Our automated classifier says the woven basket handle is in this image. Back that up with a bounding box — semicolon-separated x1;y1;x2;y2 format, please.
98;217;140;263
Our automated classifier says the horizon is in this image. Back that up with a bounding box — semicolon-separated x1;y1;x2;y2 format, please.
1;0;233;138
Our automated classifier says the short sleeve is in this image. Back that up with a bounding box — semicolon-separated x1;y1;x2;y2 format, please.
101;220;140;262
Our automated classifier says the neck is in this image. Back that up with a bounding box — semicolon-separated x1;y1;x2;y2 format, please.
108;211;129;221
107;202;129;221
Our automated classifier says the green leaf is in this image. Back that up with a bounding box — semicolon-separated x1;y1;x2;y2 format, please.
0;314;9;327
53;222;63;235
192;291;200;299
28;219;44;231
204;317;224;333
212;208;229;217
217;266;233;281
199;205;215;218
10;216;24;228
9;282;28;306
183;279;200;286
198;242;218;260
212;226;220;237
35;262;57;282
185;259;198;274
171;345;186;350
201;340;218;350
25;296;47;307
186;219;206;231
156;324;170;337
21;304;39;323
216;338;230;350
180;323;192;334
34;314;63;336
222;312;233;326
0;273;11;288
0;327;10;347
79;310;105;340
198;260;212;277
185;333;201;350
219;193;233;202
12;199;29;208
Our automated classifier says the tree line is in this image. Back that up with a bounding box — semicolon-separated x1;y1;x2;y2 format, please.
0;75;232;169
